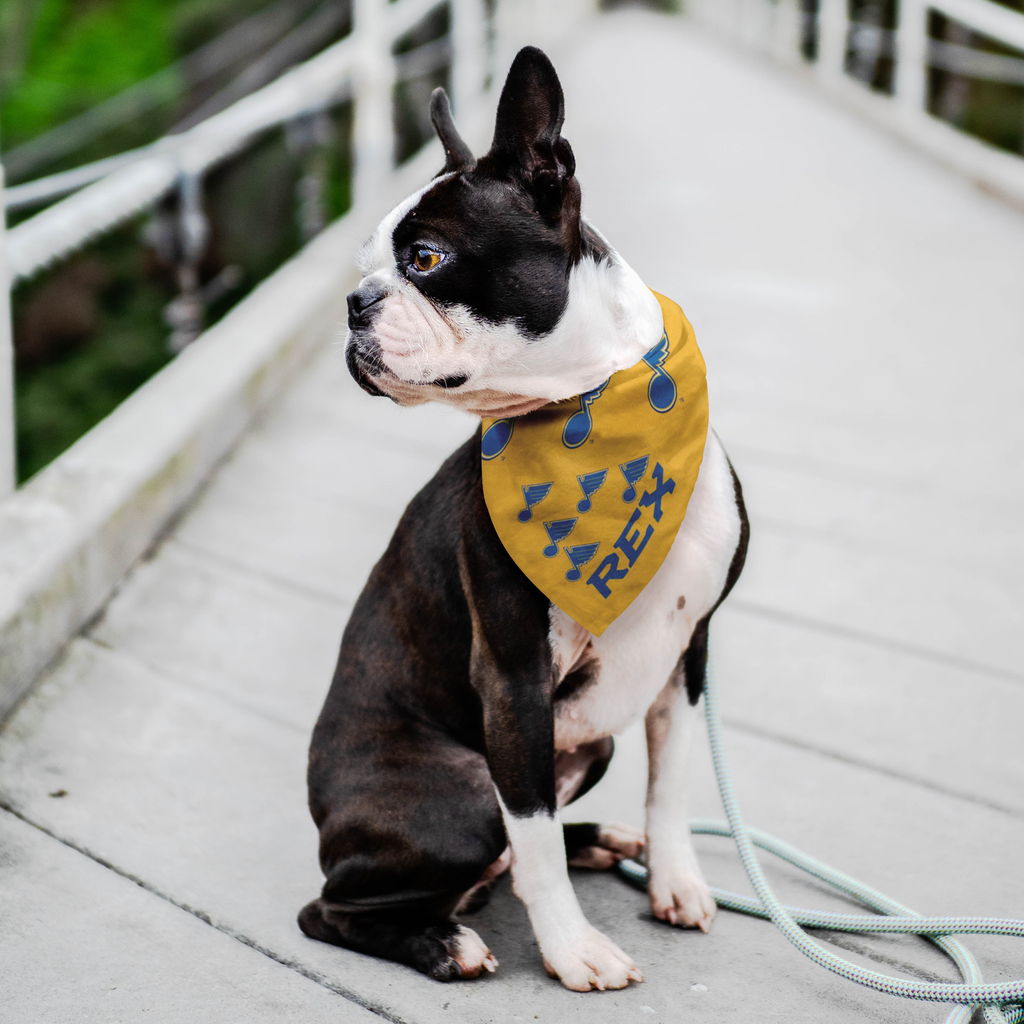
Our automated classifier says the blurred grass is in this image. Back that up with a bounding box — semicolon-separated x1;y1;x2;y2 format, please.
12;222;175;480
11;106;352;481
0;0;271;154
3;0;353;484
1;0;171;151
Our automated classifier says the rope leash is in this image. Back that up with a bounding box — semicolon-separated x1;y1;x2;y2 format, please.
616;650;1024;1024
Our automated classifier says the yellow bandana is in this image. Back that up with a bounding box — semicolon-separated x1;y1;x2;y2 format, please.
480;291;709;636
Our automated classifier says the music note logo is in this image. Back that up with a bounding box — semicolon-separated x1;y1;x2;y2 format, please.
642;332;677;413
518;482;553;523
562;380;609;449
543;518;577;558
575;469;608;513
619;455;650;502
564;542;600;582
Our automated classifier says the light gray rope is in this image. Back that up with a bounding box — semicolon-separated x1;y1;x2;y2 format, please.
616;649;1024;1024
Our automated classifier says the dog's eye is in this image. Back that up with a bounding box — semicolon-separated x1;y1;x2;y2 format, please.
412;248;443;272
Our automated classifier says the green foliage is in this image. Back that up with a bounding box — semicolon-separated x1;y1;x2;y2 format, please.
0;0;276;155
3;0;353;484
1;0;175;151
13;221;175;481
959;80;1024;154
10;106;352;483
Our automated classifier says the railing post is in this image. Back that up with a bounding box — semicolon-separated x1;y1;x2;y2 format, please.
287;109;332;241
771;0;805;64
817;0;849;82
164;172;211;353
895;0;929;117
352;0;392;211
738;0;771;53
0;165;16;496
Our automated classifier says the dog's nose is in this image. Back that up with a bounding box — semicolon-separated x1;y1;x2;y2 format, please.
347;283;387;329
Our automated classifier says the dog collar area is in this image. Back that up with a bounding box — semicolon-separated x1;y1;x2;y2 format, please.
479;290;709;636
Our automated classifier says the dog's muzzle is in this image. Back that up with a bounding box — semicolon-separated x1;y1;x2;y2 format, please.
345;335;388;397
343;280;470;396
345;282;390;397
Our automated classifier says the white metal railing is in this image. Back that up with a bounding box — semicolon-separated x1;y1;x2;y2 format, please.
0;0;595;714
685;0;1024;203
0;169;13;495
3;1;435;284
3;0;1020;501
0;19;366;495
1;0;577;499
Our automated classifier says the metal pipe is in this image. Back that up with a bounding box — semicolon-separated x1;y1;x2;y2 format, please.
895;0;930;116
0;166;15;496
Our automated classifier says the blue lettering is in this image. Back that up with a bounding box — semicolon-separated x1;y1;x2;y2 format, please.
614;506;654;566
587;553;629;598
638;462;675;522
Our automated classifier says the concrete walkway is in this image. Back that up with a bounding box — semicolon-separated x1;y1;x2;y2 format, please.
2;9;1023;1022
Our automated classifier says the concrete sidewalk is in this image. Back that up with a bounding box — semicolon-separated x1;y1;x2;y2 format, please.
2;9;1023;1023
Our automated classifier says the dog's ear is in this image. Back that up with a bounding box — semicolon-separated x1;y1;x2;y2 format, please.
430;88;475;174
488;46;577;218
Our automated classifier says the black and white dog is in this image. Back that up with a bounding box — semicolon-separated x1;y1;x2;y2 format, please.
299;46;748;992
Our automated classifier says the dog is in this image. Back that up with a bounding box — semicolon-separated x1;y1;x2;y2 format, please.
298;46;749;992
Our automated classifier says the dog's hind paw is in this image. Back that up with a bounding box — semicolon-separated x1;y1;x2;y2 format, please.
568;821;645;870
542;925;643;991
649;869;717;933
427;924;498;981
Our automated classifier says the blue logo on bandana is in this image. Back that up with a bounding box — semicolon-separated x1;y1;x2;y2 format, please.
562;380;609;449
481;418;514;460
518;482;553;522
642;332;677;413
575;469;608;513
564;542;600;582
543;518;577;558
618;455;650;502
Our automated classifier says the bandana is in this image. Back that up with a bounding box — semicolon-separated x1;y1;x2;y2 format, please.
480;291;709;636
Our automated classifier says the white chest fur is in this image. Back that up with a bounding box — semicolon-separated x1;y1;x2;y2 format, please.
549;431;742;750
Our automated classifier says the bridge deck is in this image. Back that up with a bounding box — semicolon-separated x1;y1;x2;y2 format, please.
2;9;1023;1022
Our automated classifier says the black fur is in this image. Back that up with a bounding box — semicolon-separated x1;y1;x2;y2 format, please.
430;87;475;174
391;48;596;339
301;425;637;973
301;47;749;982
302;434;543;966
563;823;601;861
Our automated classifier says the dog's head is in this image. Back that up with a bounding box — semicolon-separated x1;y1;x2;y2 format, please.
345;46;662;418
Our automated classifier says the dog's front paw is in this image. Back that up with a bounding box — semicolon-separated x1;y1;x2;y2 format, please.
541;926;643;991
648;867;716;932
568;822;645;870
425;924;498;981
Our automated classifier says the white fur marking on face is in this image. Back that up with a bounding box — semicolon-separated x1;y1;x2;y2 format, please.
496;797;641;991
351;196;664;413
356;174;456;277
390;247;663;403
